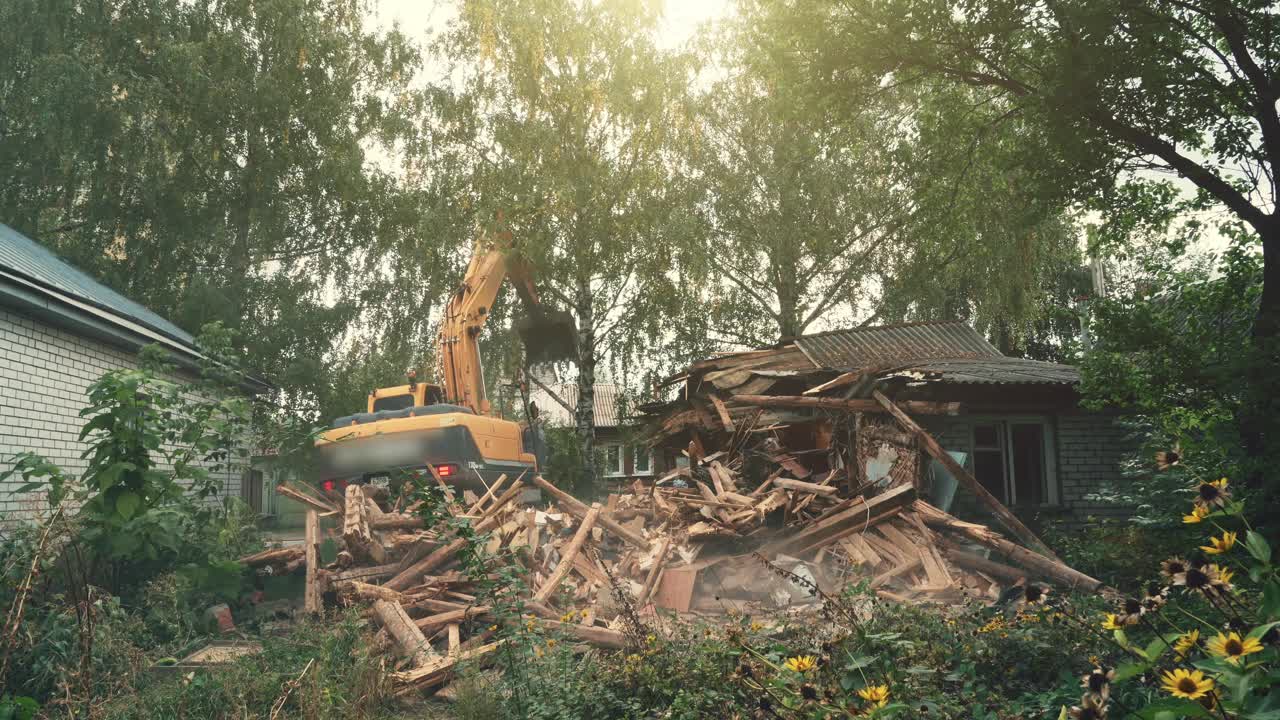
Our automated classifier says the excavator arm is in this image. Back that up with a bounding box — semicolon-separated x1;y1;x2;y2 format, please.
436;232;575;415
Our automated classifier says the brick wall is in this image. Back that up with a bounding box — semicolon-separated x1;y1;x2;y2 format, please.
1054;414;1133;520
0;308;244;518
917;412;1132;520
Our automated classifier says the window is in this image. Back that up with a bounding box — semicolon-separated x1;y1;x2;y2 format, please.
967;419;1058;507
633;447;652;476
603;444;623;477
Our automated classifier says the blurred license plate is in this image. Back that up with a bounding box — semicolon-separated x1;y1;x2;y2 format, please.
367;474;391;488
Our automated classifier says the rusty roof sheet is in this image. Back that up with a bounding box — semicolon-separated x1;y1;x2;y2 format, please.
887;358;1080;385
794;321;1002;370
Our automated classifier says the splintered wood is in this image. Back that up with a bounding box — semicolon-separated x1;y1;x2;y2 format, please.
241;388;1100;698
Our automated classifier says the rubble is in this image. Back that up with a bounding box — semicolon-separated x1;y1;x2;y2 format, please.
239;327;1106;696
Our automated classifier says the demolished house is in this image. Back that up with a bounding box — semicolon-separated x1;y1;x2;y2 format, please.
644;320;1131;523
243;322;1109;696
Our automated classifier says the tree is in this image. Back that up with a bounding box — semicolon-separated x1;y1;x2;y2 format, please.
427;0;690;492
0;0;442;415
760;0;1280;474
685;5;1085;350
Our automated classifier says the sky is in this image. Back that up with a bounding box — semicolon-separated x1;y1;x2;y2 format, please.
366;0;735;49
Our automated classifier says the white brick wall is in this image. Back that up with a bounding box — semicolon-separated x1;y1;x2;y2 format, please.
0;308;244;518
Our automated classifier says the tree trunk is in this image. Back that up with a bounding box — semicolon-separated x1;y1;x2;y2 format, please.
1242;224;1280;492
574;281;598;495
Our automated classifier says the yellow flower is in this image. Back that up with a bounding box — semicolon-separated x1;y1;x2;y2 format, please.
560;612;575;622
1161;668;1214;700
1183;505;1209;524
488;624;499;632
546;638;557;648
1206;631;1263;664
750;621;763;632
783;655;817;673
1101;614;1123;631
1194;478;1231;509
857;684;890;707
1201;531;1237;555
1174;629;1199;660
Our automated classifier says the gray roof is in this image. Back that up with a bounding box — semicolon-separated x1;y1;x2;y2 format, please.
794;320;1002;370
888;358;1080;385
0;223;195;347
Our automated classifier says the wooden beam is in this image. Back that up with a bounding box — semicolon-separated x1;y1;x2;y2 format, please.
708;395;735;431
532;476;650;551
373;599;437;667
871;390;1059;560
732;394;962;415
766;484;915;555
304;510;321;614
914;501;1101;591
637;537;672;608
533;503;601;603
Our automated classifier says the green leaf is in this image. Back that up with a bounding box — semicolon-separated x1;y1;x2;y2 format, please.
115;491;141;520
1246;531;1272;564
1114;661;1149;682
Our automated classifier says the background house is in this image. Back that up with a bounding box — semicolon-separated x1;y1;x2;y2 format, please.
0;223;258;518
527;380;655;482
643;321;1133;525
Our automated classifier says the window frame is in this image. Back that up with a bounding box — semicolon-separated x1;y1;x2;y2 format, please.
632;446;653;476
602;443;624;477
964;416;1059;507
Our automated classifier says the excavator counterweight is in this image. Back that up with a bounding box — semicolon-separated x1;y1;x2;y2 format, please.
314;225;574;496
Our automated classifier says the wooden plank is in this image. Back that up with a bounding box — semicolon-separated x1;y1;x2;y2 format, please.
304;510;321;614
533;503;601;603
766;484;915;554
653;564;700;613
870;558;922;588
733;394;962;415
802;370;864;396
872;390;1059;560
791;505;905;555
391;641;503;692
384;480;525;591
447;624;461;656
709;394;735;431
533;476;650;551
343;485;386;564
637;537;672;607
279;483;339;514
466;473;510;515
773;478;839;497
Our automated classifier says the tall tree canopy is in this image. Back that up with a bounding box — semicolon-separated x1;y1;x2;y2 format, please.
683;4;1085;351
425;0;690;489
0;0;444;418
758;0;1280;470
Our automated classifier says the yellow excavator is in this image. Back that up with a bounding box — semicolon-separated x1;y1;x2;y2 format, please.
314;231;576;495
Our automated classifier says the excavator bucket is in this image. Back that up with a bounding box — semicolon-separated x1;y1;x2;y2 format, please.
516;306;579;365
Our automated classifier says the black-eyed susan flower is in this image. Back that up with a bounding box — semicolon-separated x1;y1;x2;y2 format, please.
1100;614;1126;631
1208;564;1235;593
1174;565;1212;591
1068;693;1108;719
1161;668;1214;700
1114;597;1145;625
1207;631;1263;664
1080;666;1114;699
784;655;816;673
1160;557;1188;581
1155;444;1182;470
1201;530;1237;555
1182;505;1209;524
1022;584;1050;605
1142;583;1168;611
857;684;890;708
1173;629;1200;661
1194;478;1230;509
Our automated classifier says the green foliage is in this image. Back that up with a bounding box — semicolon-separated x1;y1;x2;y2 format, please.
0;0;447;417
97;611;395;720
1080;241;1268;513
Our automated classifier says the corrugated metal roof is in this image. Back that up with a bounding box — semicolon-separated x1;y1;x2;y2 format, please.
0;223;195;347
888;358;1080;385
529;382;625;427
794;321;1001;370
